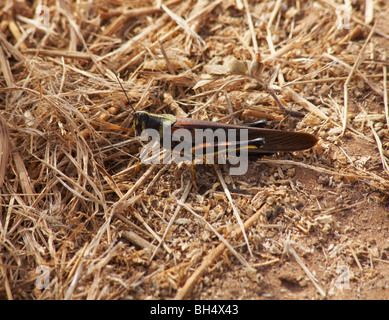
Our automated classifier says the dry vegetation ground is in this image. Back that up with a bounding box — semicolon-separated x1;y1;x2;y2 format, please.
0;0;388;300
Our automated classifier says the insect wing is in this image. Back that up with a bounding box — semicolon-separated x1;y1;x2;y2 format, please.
173;117;318;153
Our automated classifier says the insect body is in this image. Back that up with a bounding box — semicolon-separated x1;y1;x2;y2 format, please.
131;109;318;157
115;74;318;163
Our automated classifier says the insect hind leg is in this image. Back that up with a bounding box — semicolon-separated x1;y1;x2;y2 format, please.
242;120;268;128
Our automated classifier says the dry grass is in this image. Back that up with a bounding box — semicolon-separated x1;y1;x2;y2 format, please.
0;0;388;300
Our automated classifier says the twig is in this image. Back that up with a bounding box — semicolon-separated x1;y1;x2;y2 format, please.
214;165;253;257
347;244;363;272
161;4;205;47
131;207;173;255
0;255;13;300
159;41;186;99
284;86;329;120
283;235;326;297
359;106;389;176
342;18;378;134
242;0;258;54
0;46;14;87
177;200;254;270
64;242;89;299
115;0;223;72
266;0;283;55
255;159;387;184
149;180;192;261
0;115;10;189
252;258;280;268
23;48;92;60
58;6;105;75
323;53;383;97
383;52;389;130
144;163;171;194
230;74;305;117
121;230;158;255
174;202;267;300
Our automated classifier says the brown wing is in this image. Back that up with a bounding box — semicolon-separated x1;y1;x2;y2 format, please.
173;117;318;153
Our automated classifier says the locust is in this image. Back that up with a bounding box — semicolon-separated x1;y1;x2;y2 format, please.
116;75;318;181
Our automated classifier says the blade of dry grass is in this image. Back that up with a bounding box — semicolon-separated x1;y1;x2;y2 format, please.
10;141;36;206
177;199;254;270
149;180;192;261
114;0;223;72
214;165;253;257
0;46;14;87
242;0;258;54
22;48;92;60
174;202;267;300
0;255;13;300
365;0;374;24
284;86;329;121
323;52;383;97
342;18;378;134
161;4;205;47
122;230;158;256
282;235;326;297
383;52;389;130
57;6;104;75
0;115;10;189
0;31;25;62
256;158;387;185
359;106;389;176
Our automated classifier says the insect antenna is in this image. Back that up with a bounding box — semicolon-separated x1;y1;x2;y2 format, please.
115;73;136;115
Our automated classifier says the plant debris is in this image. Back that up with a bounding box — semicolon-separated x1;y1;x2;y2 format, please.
0;0;388;300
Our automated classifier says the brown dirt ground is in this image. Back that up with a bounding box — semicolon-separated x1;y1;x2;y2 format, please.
0;0;388;300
